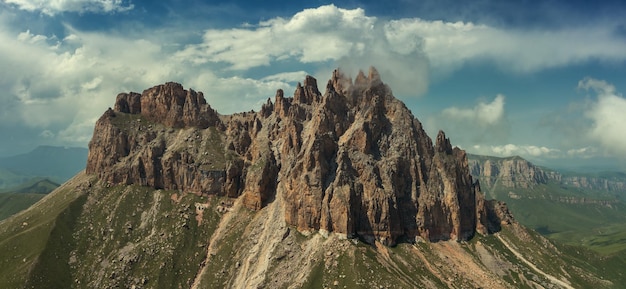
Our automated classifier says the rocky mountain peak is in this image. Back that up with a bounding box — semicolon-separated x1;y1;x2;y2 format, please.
114;82;221;129
86;68;513;245
435;130;453;154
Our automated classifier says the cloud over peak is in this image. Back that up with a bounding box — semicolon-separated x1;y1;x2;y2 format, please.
1;3;625;162
176;4;429;97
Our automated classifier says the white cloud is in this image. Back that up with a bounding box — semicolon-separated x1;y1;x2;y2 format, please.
442;94;505;125
175;5;377;69
3;0;133;15
578;77;615;95
2;4;626;155
39;129;54;139
261;71;309;83
173;5;626;98
176;4;430;97
581;78;626;158
180;5;626;72
425;94;509;151
175;5;626;85
386;18;626;74
566;147;600;158
0;24;295;148
471;144;561;158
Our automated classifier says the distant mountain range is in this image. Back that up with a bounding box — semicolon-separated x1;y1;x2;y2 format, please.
468;153;626;254
0;146;85;220
0;145;87;189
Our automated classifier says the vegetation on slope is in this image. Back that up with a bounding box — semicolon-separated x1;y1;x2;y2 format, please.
0;173;90;288
0;178;60;221
475;173;626;255
0;193;46;221
0;178;60;194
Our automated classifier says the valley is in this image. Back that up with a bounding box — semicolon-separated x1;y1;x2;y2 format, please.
469;154;626;255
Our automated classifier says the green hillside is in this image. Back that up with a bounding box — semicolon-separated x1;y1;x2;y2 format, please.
0;193;46;220
0;173;89;288
1;173;620;288
0;178;60;221
0;178;60;194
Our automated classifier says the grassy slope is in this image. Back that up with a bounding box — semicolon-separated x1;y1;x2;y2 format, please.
0;193;46;221
0;171;227;288
68;185;224;289
0;176;622;288
0;173;89;288
0;178;60;194
0;178;61;221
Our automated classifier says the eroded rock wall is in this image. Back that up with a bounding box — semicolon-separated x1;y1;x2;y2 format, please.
86;68;511;245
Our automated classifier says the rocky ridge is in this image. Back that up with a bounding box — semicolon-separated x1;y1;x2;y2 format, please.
468;154;626;205
562;175;626;192
87;68;513;245
468;155;557;189
469;154;626;192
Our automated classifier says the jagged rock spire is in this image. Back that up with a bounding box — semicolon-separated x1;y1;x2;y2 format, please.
87;67;513;246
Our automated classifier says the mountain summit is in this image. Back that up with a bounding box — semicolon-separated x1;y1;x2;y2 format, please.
87;67;512;245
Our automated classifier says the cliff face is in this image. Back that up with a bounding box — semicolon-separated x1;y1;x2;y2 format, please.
87;68;511;245
468;156;557;189
561;175;626;192
469;155;626;193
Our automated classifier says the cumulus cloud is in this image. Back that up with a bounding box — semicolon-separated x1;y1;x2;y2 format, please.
442;94;505;125
580;78;626;158
387;18;626;74
480;144;560;158
176;5;626;82
0;25;295;149
426;94;509;147
176;5;377;69
566;147;600;158
3;0;133;15
174;5;626;97
2;4;626;155
176;4;430;97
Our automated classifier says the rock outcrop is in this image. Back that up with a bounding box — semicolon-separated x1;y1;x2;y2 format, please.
561;175;626;192
87;67;512;245
468;155;554;189
469;154;626;194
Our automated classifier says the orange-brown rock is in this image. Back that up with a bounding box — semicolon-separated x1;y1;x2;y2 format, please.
86;68;512;246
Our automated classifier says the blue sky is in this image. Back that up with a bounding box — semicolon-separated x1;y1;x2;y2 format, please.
1;0;626;171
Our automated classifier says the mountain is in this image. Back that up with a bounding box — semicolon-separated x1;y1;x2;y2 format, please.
0;178;60;194
0;147;76;220
0;178;59;221
0;68;619;288
0;146;88;187
0;168;32;190
468;154;626;254
468;154;626;194
86;69;510;244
